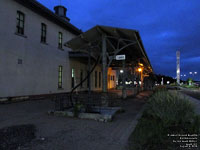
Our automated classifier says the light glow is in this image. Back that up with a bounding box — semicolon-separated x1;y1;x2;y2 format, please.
138;68;142;72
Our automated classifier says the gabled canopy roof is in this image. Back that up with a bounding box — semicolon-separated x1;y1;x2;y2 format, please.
65;25;153;73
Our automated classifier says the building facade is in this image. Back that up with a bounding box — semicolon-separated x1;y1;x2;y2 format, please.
0;0;104;99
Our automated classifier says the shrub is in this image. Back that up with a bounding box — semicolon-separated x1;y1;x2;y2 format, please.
129;91;200;150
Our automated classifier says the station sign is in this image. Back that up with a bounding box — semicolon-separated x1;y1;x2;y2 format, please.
116;55;126;60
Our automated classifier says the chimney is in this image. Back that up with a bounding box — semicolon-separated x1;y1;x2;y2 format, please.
54;5;70;22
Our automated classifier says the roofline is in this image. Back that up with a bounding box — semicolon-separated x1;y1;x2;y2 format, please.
14;0;82;35
136;31;154;73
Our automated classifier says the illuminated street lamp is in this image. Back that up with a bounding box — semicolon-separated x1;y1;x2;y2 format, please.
120;70;124;73
138;68;143;72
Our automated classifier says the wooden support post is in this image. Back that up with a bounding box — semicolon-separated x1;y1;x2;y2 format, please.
102;35;107;93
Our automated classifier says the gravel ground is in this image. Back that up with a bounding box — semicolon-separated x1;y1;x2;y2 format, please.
0;91;152;150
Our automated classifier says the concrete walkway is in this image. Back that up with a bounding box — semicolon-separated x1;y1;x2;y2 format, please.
0;91;152;150
179;90;200;115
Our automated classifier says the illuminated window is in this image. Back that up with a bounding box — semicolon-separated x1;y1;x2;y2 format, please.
58;66;63;88
72;68;75;88
58;32;63;48
41;23;47;43
16;11;25;35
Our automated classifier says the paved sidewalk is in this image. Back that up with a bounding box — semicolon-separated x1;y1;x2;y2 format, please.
0;91;152;150
179;91;200;115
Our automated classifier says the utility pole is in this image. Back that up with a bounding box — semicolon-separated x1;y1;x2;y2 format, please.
176;51;180;84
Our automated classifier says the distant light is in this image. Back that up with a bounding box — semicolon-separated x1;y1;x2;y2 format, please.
189;72;192;74
181;75;183;77
184;74;186;76
120;70;124;73
194;72;197;74
167;81;170;84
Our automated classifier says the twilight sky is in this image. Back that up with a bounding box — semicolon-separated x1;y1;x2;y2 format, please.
38;0;200;80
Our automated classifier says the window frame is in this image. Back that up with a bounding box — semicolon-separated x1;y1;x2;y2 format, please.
58;32;63;49
41;23;47;43
72;68;75;88
58;66;63;89
16;11;25;35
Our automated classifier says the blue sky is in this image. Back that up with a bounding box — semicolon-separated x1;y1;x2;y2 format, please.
38;0;200;80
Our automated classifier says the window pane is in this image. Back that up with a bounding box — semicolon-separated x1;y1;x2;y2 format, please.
58;66;63;88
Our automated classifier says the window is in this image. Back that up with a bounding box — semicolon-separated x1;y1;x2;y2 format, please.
58;32;63;48
111;76;113;81
113;75;115;81
58;66;63;88
72;68;75;88
80;70;83;88
99;72;101;88
41;23;47;43
87;70;89;88
16;11;25;35
95;71;97;88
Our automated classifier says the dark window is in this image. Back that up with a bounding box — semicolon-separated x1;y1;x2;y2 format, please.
111;76;113;81
113;75;115;81
18;59;22;64
58;66;63;88
80;70;83;88
95;71;97;88
99;72;101;88
41;23;47;43
16;11;25;35
87;71;89;88
58;32;63;48
72;68;75;88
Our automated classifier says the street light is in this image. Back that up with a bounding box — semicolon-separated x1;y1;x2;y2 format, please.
138;68;143;72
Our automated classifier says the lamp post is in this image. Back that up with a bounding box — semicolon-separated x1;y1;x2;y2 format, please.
137;67;143;90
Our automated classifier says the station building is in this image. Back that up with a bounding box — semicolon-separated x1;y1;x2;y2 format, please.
0;0;154;101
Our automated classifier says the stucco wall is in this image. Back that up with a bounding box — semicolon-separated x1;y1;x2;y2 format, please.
0;0;77;97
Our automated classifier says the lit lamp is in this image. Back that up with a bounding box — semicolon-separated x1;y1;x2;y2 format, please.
138;68;143;72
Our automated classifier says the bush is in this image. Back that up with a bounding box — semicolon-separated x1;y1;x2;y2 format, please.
129;91;200;150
